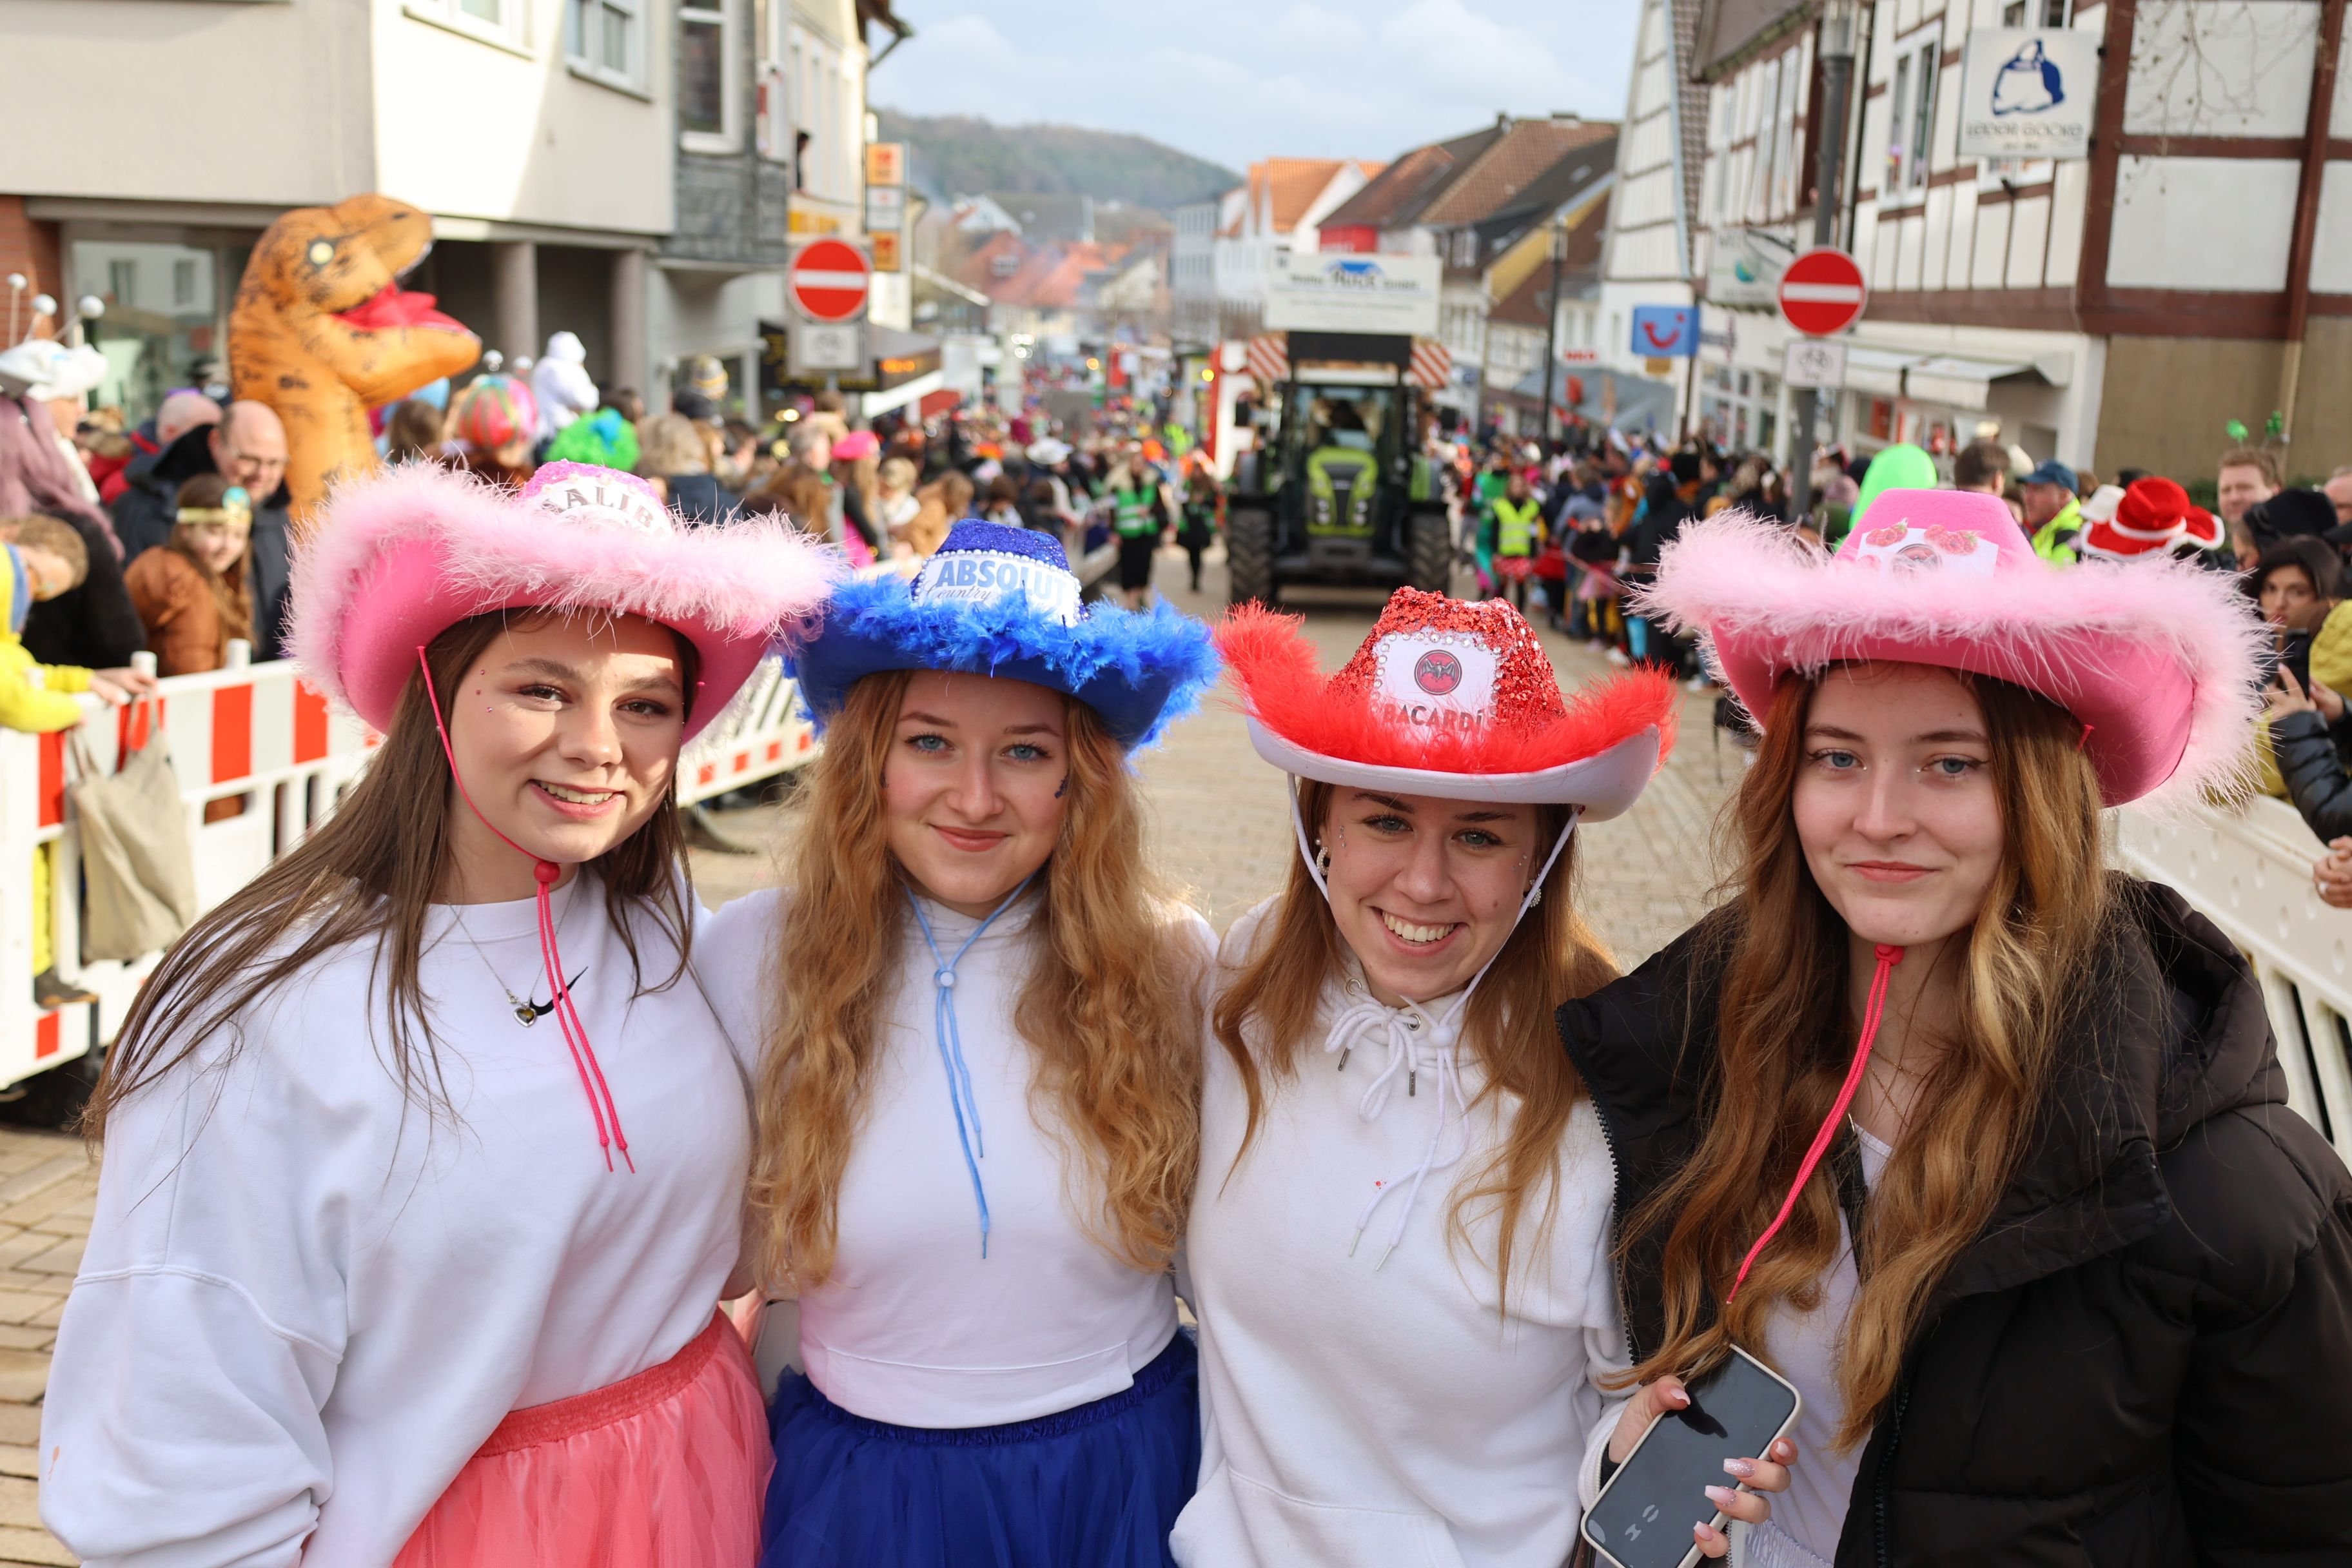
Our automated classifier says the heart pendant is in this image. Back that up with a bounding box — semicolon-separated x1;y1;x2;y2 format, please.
513;1003;537;1027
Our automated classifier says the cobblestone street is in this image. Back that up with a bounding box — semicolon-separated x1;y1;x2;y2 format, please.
6;546;1733;1563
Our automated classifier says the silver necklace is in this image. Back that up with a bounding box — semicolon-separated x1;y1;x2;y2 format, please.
445;903;586;1028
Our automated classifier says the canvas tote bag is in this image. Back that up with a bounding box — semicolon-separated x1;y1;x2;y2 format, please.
68;708;199;963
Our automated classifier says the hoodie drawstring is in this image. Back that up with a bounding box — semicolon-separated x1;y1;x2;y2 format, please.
416;647;631;1172
1725;943;1905;1303
1295;781;1583;1264
908;875;1037;1259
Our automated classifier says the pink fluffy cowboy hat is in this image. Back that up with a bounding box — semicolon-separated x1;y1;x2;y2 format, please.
1217;589;1677;815
290;460;838;741
1643;489;2265;807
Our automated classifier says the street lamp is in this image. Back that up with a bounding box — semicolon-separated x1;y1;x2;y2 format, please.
1789;0;1861;522
1538;214;1569;451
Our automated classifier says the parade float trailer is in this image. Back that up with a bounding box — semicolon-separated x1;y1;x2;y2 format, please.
1224;253;1455;606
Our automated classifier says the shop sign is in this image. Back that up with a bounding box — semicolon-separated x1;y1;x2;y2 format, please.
1262;252;1441;336
1957;30;2099;160
1707;226;1798;308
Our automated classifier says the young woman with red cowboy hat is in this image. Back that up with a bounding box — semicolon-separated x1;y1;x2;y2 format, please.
1173;591;1799;1567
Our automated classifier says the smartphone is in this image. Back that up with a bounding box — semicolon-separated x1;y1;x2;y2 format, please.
2282;629;2316;696
1580;1346;1803;1568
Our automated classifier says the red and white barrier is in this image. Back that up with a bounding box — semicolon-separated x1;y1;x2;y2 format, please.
1;649;817;1092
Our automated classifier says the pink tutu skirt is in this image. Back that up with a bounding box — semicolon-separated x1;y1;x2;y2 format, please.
395;1311;770;1568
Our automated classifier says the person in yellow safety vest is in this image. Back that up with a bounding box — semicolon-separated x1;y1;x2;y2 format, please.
1489;468;1543;613
1110;446;1175;610
1305;400;1377;537
2021;458;2082;564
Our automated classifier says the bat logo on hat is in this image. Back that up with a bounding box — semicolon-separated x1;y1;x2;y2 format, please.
1414;650;1465;696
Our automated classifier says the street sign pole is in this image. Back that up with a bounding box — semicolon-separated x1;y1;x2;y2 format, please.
1790;0;1859;522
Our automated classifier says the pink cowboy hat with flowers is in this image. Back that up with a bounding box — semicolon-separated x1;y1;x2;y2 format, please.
1643;489;2263;807
290;460;838;742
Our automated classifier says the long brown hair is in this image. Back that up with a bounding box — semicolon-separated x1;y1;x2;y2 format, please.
169;472;253;647
1212;778;1618;1306
1623;669;2111;1447
750;670;1204;1288
83;609;698;1140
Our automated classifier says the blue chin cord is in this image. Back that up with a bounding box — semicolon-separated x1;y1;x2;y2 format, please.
907;872;1038;1259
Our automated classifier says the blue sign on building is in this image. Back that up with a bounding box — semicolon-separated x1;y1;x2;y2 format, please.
1629;305;1700;358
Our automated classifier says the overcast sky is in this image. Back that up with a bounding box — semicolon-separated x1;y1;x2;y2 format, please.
872;0;1640;175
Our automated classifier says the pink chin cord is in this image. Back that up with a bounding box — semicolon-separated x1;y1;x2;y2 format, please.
416;647;632;1173
1724;942;1903;1302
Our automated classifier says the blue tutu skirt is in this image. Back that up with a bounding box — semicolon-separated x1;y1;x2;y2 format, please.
760;1333;1200;1568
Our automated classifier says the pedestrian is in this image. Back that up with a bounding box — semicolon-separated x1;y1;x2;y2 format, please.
1109;446;1173;609
545;397;641;474
2072;475;2225;565
1949;438;2008;496
451;374;539;491
2326;463;2352;528
908;469;974;560
638;411;735;524
529;330;598;448
870;455;921;556
203;402;295;659
1179;458;1217;593
694;520;1219;1568
384;398;451;466
2217;446;2282;566
1489;467;1542;612
122;473;253;677
1177;593;1790;1567
2017;458;2082;563
978;473;1024;529
39;461;838;1564
1569;488;2352;1566
4;389;145;672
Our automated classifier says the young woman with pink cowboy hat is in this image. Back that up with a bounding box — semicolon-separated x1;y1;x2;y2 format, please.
1562;490;2352;1567
1172;590;1798;1567
40;462;836;1565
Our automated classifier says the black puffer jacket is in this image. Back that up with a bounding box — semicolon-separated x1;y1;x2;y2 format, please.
2270;709;2352;843
1558;879;2352;1567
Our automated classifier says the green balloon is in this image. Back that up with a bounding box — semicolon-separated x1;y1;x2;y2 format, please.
1850;444;1939;534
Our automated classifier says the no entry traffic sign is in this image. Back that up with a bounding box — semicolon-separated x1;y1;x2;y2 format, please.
789;239;872;323
1777;248;1867;337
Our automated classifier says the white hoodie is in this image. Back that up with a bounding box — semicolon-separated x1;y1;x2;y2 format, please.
531;331;598;440
1173;898;1629;1568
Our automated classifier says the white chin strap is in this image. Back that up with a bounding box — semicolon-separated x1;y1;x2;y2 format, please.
1288;776;1583;1267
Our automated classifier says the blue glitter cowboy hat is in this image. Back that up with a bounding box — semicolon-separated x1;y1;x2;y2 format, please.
789;520;1220;749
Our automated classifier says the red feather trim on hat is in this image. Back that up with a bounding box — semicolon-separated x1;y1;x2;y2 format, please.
1217;603;1678;778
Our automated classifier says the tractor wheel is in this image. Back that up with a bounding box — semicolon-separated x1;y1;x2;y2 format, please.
1227;505;1277;606
1407;507;1454;595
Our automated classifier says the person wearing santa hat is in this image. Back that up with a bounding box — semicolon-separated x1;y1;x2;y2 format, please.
2072;475;2225;564
1171;590;1796;1567
1565;489;2352;1567
39;462;837;1566
694;520;1220;1567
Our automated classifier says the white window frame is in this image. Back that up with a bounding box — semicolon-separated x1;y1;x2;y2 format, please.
404;0;532;58
679;0;742;155
566;0;648;95
1880;24;1942;204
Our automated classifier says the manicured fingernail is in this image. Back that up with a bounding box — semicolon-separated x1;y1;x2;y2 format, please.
1723;1458;1756;1479
1694;1521;1720;1542
1705;1485;1737;1507
1669;1387;1690;1405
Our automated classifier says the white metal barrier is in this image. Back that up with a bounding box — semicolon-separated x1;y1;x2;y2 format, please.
2116;794;2352;1168
3;652;816;1090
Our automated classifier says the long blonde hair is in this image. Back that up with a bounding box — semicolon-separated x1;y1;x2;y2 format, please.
1211;778;1618;1306
1623;671;2112;1448
750;669;1204;1288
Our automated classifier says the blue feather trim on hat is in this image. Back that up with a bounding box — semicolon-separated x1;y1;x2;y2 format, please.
790;522;1221;750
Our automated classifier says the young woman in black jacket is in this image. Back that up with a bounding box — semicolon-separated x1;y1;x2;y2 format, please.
1562;489;2352;1567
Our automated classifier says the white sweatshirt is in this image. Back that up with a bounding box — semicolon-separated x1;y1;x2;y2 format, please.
698;887;1211;1428
41;879;752;1567
1173;898;1629;1568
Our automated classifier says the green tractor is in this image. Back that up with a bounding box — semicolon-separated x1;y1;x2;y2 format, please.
1224;331;1454;606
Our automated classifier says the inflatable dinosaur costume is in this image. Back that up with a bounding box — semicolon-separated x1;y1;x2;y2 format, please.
229;194;480;535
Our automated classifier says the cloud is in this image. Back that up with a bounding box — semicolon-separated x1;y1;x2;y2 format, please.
877;0;1637;172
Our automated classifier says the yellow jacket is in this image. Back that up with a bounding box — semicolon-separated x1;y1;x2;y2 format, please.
0;549;92;734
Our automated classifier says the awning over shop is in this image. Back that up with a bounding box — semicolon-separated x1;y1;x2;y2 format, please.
1841;345;2071;409
860;369;943;420
1506;362;1678;433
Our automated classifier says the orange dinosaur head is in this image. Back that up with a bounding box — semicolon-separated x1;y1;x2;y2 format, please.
230;194;482;533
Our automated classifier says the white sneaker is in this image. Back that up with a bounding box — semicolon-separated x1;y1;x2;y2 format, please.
1684;675;1712;691
1605;647;1631;667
